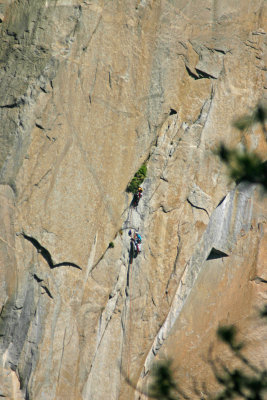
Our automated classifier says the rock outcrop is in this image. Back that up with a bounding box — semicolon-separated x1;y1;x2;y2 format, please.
0;0;266;399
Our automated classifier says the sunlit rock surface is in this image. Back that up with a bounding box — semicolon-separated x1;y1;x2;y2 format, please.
0;0;266;399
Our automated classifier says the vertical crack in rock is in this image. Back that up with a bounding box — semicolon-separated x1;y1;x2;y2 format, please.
194;86;214;128
43;277;62;389
165;231;182;304
138;182;255;380
81;206;133;396
57;328;67;384
82;263;126;397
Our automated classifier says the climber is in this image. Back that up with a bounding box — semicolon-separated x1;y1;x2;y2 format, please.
130;236;136;258
134;232;142;254
132;187;143;207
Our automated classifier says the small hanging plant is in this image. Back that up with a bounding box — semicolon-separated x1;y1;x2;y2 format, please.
126;163;147;193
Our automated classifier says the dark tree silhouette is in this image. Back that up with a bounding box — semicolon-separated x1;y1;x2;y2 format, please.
217;103;267;191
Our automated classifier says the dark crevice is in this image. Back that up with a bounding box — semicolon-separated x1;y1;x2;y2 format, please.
187;199;210;217
52;261;82;269
160;175;168;182
22;233;82;270
160;205;168;213
195;68;217;79
0;101;21;109
213;48;227;54
33;274;43;283
40;87;48;93
216;195;226;208
91;247;109;273
35;123;44;130
6;30;18;39
185;65;200;80
251;276;267;284
88;229;123;275
169;108;177;115
33;274;53;298
25;388;30;400
41;285;53;299
207;248;228;260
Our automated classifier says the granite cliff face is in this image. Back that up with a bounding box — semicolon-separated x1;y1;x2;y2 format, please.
0;1;266;399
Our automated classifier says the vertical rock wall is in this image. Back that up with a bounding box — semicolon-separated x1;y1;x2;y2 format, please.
0;0;266;399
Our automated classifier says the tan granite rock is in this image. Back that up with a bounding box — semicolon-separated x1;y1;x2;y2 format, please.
0;0;266;399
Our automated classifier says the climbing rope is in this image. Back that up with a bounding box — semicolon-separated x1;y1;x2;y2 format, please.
126;253;133;385
126;204;137;388
125;205;133;230
125;189;143;391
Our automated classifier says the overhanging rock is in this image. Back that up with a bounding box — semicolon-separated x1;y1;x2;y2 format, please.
207;247;229;260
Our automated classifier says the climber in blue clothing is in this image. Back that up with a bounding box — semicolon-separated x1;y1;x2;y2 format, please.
134;232;142;254
128;231;142;256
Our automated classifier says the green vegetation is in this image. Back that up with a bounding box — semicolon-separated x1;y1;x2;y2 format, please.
108;242;114;248
143;309;267;400
217;103;267;191
148;361;180;400
126;163;147;193
216;145;267;190
210;323;267;400
232;104;267;134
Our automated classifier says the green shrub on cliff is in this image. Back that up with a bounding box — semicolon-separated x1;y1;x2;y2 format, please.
217;103;267;190
126;163;147;193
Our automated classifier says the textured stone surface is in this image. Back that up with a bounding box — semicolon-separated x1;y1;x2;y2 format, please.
0;0;266;399
145;190;267;398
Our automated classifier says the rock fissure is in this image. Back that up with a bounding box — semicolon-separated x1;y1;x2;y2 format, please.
57;328;67;384
21;233;82;270
251;276;267;284
0;101;23;109
35;123;44;130
195;68;217;79
84;268;124;384
165;231;182;297
185;65;201;80
187;198;210;217
33;274;53;299
33;169;52;188
41;285;54;300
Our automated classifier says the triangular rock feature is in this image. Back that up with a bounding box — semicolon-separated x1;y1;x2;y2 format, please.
207;247;229;260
